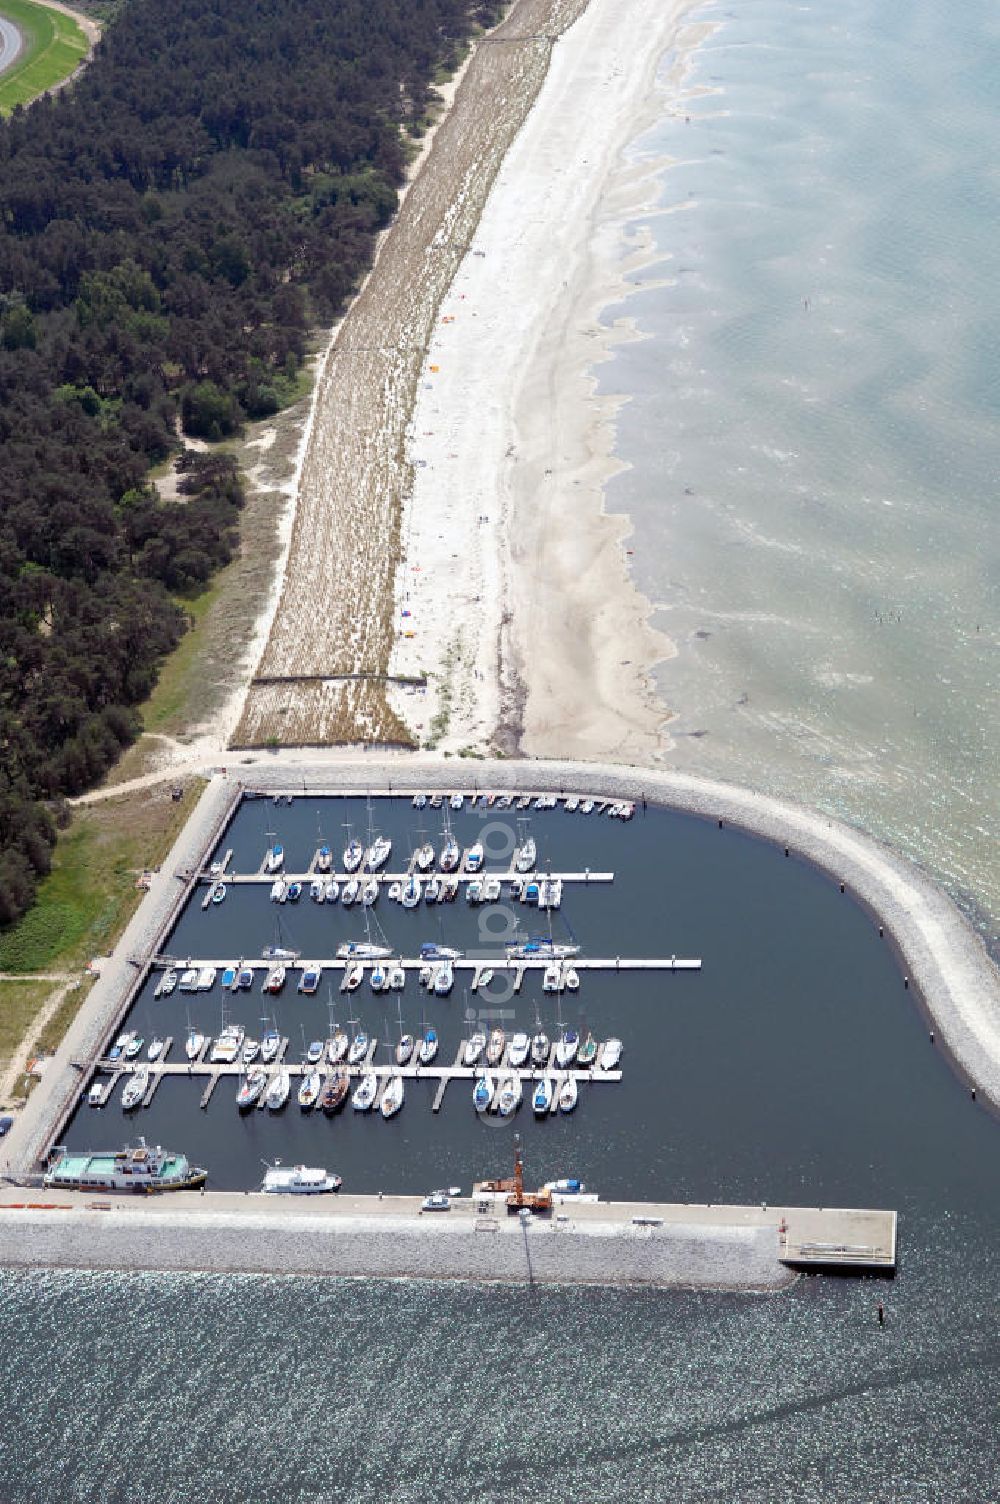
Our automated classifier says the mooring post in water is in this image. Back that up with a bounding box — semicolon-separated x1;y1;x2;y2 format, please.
877;1301;885;1328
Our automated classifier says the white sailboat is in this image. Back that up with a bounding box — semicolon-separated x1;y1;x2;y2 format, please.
380;1074;404;1119
266;1068;290;1110
558;1075;579;1114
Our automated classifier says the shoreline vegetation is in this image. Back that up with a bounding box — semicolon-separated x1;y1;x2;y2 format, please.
0;0;505;930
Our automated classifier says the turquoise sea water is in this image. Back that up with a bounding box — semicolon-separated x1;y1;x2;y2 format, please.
606;0;999;946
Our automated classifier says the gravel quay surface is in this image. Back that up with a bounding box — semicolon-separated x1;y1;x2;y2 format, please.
0;1198;793;1292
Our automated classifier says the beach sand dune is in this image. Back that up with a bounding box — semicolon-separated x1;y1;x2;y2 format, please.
232;0;591;750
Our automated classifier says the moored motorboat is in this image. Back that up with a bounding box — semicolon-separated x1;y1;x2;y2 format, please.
197;966;216;991
543;962;561;993
337;941;392;960
270;878;287;902
264;963;286;994
598;1037;623;1071
424;875;441;903
412;793;427;809
158;968;178;997
345;963;364;991
464;841;484;873
179;968;199;992
483;877;501;902
88;1080;105;1106
305;1039;324;1065
124;1034;144;1060
370;962;389;992
147;1038;164;1062
324;879;340;903
286;881;302;903
236;966;254;990
211;881;227;905
476;967;494;990
220;966;237;990
433;961;454;996
316;845;333;873
210;1025;245;1064
309;878;325;902
298;964;322;995
388;881;402;902
419;943;462;961
262;1162;341;1195
120;1069;148;1111
242;1038;260;1065
264;842;284;873
388;964;406;991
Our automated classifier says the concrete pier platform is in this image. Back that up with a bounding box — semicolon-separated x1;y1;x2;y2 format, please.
0;1188;895;1288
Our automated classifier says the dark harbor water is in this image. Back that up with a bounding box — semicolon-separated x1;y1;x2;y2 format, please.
56;793;990;1207
5;795;996;1501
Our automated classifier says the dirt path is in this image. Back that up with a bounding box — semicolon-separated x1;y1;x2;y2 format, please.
231;0;591;751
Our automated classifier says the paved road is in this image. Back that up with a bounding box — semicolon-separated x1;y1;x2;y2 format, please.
0;15;24;76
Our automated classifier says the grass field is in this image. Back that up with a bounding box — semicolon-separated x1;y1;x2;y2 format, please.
0;780;204;976
0;0;90;114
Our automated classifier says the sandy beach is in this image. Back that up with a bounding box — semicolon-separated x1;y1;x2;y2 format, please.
390;0;716;757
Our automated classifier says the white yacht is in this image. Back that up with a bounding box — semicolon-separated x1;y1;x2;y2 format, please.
401;874;421;908
147;1038;164;1062
599;1037;623;1071
532;1076;554;1116
298;964;322;994
473;1073;494;1112
361;878;379;906
260;1027;280;1063
464;841;484;873
439;835;460;872
348;1029;369;1065
265;1069;290;1111
463;1031;486;1067
324;879;340;903
210;1025;245;1064
419;1027;439;1064
555;1028;579;1068
415;842;435;871
514;838;537;873
120;1069;148;1111
343;837;364;872
508;1031;530;1068
185;1028;205;1061
262;1162;341;1195
365;836;392;872
341;877;360;906
298;1070;322;1109
197;966;216;991
352;1071;378;1110
158;969;178;997
264;842;284;873
380;1074;404;1119
388;964;406;990
559;1076;579;1113
449;793;463;810
337;941;392;960
543;963;561;993
309;878;325;902
263;963;286;994
497;1075;522;1118
269;878;286;902
433;961;454;996
178;968;199;993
